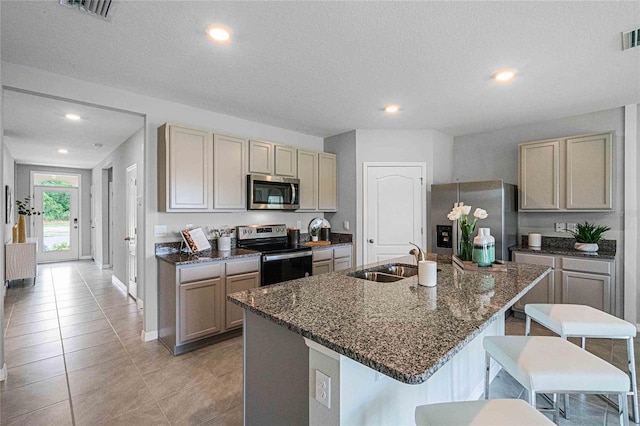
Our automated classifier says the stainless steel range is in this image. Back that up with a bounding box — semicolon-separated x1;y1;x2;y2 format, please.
236;224;312;286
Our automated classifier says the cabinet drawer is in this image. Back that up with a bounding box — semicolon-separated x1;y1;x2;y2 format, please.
333;246;352;259
561;257;611;275
312;248;333;262
226;258;260;276
179;263;221;284
513;252;555;268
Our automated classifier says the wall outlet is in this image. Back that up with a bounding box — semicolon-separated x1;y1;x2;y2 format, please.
153;225;168;237
566;222;577;233
315;369;331;409
554;222;566;232
343;221;350;231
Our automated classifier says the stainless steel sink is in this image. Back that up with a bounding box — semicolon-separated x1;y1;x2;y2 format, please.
349;263;418;282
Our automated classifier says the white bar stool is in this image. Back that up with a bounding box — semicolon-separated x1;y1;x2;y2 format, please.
415;399;554;426
484;335;630;426
525;303;639;422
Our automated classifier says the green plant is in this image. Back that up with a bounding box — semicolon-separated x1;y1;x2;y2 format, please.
569;221;611;243
15;197;41;216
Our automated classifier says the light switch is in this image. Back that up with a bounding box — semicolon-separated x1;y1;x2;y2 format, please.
343;221;350;231
154;225;168;237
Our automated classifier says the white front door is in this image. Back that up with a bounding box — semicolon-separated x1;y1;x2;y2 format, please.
126;165;138;300
364;163;425;263
33;186;80;262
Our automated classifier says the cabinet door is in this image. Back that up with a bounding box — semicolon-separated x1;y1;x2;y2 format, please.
566;133;612;210
512;252;555;311
249;140;274;175
274;145;297;177
318;152;337;211
297;150;318;210
163;125;213;211
179;278;222;344
333;257;352;272
519;140;560;210
213;134;247;210
226;272;260;330
562;270;611;314
312;260;333;276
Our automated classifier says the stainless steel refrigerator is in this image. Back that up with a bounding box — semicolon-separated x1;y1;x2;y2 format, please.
430;180;517;261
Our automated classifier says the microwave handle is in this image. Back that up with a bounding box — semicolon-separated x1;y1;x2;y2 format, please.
291;183;297;205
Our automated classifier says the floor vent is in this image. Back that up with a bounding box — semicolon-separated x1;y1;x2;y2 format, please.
622;28;640;50
58;0;114;20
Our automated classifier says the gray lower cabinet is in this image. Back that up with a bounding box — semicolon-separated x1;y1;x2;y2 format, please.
512;252;556;311
179;278;223;344
226;271;260;330
313;260;333;275
312;245;352;276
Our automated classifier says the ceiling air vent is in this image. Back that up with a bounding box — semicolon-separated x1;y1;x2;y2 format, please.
59;0;114;20
622;28;640;50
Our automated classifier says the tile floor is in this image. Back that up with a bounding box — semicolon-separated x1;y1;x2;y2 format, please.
1;260;637;425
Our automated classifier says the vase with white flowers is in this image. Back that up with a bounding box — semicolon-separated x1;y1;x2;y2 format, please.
447;202;488;261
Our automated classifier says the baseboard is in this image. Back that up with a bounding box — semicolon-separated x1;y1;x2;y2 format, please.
79;255;92;260
0;363;7;381
93;259;103;269
137;298;144;309
141;329;158;342
112;275;127;292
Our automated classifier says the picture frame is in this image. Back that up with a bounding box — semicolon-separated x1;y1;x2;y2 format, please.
5;185;12;224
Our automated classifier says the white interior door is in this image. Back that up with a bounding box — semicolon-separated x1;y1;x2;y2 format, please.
364;164;425;263
126;165;138;300
33;186;79;263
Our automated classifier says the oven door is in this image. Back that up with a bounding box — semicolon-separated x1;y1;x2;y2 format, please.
261;251;312;286
248;174;300;210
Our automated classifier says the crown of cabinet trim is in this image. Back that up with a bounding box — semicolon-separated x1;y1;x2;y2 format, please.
519;132;613;212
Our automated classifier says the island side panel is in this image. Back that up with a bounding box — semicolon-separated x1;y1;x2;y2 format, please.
244;310;309;425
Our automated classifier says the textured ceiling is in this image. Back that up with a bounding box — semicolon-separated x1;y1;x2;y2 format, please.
2;1;639;140
3;90;144;168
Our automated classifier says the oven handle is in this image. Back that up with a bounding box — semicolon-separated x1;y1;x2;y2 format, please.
263;251;312;262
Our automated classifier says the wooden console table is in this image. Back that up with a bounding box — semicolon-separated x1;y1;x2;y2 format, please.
5;238;37;285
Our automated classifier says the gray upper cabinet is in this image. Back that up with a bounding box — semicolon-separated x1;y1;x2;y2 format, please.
213;134;247;210
274;144;297;177
249;140;297;177
158;123;213;212
297;150;318;210
519;132;613;211
318;152;337;211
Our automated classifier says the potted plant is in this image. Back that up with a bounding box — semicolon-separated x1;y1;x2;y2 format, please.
569;221;611;252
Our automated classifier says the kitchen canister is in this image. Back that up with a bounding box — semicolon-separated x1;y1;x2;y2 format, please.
472;228;495;267
320;226;331;241
528;232;542;248
287;228;300;246
418;260;437;287
218;236;231;251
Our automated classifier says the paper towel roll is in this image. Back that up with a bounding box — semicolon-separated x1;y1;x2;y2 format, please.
418;260;437;287
528;233;542;248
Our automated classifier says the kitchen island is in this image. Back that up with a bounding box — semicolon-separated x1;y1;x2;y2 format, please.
228;255;550;425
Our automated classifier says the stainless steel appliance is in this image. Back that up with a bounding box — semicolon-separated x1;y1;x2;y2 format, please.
430;180;517;261
247;174;300;210
237;224;312;286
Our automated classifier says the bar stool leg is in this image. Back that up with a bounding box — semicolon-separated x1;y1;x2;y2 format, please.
581;337;586;349
484;352;491;400
627;338;639;423
620;392;630;426
525;315;531;336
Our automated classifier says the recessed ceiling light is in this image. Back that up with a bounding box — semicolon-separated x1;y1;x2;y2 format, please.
384;104;400;114
58;149;68;154
206;24;232;43
494;69;517;82
65;113;81;120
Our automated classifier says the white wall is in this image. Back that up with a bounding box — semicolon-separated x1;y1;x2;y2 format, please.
1;61;324;338
3;146;15;243
453;107;630;319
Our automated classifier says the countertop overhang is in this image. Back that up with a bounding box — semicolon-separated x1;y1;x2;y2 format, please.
228;255;550;384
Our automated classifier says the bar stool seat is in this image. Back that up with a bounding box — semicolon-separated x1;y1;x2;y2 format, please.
525;303;638;422
415;399;554;426
484;336;630;425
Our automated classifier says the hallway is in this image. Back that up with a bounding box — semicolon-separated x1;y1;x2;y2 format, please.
1;261;243;425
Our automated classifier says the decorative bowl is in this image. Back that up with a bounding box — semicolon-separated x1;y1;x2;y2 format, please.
574;242;598;252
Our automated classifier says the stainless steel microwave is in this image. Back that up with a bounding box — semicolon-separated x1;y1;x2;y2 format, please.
247;174;300;210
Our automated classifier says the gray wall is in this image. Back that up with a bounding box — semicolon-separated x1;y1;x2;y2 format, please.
453;107;625;316
324;130;356;235
15;164;92;258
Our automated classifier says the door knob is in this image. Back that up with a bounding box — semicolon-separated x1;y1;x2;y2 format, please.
369;239;374;243
124;237;132;241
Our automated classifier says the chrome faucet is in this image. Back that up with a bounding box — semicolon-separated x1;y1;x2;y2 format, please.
409;242;425;263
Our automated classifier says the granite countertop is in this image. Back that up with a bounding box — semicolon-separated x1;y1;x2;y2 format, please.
227;255;550;385
510;236;616;260
156;248;261;265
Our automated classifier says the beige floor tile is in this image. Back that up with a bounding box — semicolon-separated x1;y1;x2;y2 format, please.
54;290;93;301
102;303;141;320
0;375;69;423
14;295;56;307
199;403;243;426
142;354;216;400
128;341;195;375
0;355;66;391
3;400;73;426
71;370;154;425
7;309;58;326
12;302;58;315
60;318;111;338
57;302;102;318
5;318;60;338
58;310;106;327
4;328;60;352
100;402;170;425
192;336;242;357
55;296;97;309
157;369;243;426
5;340;63;367
64;339;129;372
62;327;120;353
67;357;140;397
199;341;243;377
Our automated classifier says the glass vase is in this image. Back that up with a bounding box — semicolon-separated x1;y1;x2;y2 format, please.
458;228;473;261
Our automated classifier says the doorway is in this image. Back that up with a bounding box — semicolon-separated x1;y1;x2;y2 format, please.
363;163;426;263
126;164;138;301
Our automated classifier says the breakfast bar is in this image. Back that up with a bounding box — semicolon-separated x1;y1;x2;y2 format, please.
228;255;551;425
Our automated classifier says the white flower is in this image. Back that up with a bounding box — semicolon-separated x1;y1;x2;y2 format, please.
447;209;461;221
460;205;471;215
474;208;488;219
